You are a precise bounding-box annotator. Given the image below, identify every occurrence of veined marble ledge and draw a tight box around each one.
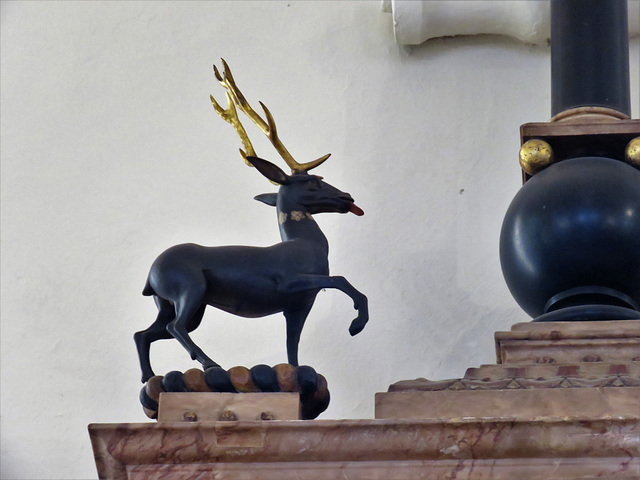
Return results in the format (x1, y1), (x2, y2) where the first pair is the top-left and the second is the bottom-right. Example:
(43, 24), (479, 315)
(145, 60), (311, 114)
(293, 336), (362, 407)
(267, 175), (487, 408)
(90, 321), (640, 479)
(89, 416), (639, 480)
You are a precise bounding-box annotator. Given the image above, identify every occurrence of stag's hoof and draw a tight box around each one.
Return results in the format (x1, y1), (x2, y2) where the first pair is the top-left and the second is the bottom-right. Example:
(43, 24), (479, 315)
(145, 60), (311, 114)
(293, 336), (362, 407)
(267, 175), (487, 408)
(349, 317), (367, 336)
(203, 360), (221, 370)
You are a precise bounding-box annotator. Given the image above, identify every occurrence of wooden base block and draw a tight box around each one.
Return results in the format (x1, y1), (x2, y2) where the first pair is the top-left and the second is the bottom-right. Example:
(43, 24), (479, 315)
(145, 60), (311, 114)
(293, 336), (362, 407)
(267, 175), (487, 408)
(157, 392), (300, 422)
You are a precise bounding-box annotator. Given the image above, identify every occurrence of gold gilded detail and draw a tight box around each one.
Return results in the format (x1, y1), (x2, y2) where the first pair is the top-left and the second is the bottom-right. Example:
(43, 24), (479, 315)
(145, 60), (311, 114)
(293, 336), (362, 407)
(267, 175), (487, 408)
(625, 137), (640, 168)
(218, 410), (238, 421)
(279, 211), (311, 224)
(260, 411), (276, 420)
(519, 139), (554, 175)
(182, 411), (198, 422)
(211, 59), (330, 173)
(290, 211), (306, 221)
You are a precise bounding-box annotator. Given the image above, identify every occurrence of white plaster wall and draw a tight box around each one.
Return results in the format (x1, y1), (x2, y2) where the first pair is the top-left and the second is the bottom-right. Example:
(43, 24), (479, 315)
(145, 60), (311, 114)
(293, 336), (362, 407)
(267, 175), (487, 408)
(1, 1), (638, 478)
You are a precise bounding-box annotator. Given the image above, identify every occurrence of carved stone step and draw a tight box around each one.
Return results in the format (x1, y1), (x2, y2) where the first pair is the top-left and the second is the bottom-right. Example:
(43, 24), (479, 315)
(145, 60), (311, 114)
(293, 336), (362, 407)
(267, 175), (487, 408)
(381, 321), (640, 422)
(464, 361), (640, 380)
(495, 320), (640, 365)
(376, 387), (640, 421)
(388, 373), (640, 393)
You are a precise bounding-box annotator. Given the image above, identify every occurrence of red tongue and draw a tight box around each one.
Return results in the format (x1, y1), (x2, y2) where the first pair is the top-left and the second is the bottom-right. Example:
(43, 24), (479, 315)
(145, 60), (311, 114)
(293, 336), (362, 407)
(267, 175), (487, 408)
(349, 203), (364, 216)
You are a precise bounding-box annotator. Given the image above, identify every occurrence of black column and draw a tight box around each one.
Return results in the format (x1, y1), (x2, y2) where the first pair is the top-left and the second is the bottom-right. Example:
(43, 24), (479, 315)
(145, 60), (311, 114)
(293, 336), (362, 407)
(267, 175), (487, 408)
(551, 0), (631, 117)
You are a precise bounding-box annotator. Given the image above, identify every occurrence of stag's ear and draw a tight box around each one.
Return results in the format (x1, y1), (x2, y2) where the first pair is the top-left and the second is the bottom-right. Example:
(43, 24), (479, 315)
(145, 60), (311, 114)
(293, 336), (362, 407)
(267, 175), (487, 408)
(247, 156), (290, 185)
(254, 193), (278, 206)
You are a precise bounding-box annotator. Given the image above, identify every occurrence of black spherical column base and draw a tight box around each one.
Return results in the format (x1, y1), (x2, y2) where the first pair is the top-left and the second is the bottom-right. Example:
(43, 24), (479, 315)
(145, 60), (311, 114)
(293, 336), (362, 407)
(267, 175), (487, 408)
(500, 157), (640, 321)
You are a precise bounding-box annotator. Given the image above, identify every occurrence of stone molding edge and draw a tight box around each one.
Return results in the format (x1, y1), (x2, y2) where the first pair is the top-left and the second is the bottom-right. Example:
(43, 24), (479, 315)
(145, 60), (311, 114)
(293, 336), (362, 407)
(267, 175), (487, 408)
(388, 374), (640, 391)
(89, 417), (639, 479)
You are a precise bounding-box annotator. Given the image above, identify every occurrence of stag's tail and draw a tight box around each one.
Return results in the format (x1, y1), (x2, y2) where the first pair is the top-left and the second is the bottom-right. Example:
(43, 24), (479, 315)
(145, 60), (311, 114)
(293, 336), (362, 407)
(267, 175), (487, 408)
(142, 278), (155, 296)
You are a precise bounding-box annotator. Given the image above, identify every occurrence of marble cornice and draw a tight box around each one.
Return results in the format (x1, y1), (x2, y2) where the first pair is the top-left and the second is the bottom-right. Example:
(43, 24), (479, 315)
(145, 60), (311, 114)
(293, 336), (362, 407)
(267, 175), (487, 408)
(89, 417), (639, 479)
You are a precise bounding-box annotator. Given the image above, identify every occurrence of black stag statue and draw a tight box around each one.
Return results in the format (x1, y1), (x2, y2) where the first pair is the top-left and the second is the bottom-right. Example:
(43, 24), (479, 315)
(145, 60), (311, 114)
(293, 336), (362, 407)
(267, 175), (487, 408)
(135, 60), (368, 383)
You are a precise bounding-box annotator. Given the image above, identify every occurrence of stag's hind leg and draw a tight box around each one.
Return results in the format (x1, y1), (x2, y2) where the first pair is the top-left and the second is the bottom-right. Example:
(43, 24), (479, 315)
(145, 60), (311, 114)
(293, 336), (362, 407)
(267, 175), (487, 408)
(135, 296), (175, 383)
(166, 286), (220, 370)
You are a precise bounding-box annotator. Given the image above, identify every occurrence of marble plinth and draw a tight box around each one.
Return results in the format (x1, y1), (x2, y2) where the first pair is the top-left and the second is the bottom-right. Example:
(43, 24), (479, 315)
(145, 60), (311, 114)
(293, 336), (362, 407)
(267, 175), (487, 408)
(91, 321), (639, 478)
(376, 387), (640, 420)
(379, 321), (640, 419)
(88, 417), (639, 479)
(496, 320), (640, 364)
(372, 320), (639, 478)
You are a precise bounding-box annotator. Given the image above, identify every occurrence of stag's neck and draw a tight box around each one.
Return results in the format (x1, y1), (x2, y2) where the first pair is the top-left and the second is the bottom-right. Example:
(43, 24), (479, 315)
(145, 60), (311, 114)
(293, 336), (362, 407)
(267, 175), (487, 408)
(277, 208), (329, 254)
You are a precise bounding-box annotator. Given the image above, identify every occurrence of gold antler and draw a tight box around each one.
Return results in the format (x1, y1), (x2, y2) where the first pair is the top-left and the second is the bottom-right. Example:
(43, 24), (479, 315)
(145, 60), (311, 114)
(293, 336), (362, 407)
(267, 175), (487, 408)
(210, 91), (256, 166)
(211, 59), (330, 173)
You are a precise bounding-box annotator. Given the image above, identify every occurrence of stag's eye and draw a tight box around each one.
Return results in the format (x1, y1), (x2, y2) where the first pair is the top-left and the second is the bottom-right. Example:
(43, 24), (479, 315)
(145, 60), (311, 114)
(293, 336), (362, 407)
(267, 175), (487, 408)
(307, 179), (322, 191)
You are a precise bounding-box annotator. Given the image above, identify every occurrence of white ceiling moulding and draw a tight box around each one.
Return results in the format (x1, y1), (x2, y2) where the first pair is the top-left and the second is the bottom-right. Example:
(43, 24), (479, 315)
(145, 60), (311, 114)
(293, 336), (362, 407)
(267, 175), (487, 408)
(381, 0), (640, 46)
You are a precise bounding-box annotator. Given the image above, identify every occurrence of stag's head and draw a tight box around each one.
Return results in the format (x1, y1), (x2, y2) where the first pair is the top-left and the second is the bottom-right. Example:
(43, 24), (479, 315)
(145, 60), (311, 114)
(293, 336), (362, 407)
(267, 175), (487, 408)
(210, 59), (363, 217)
(249, 156), (364, 216)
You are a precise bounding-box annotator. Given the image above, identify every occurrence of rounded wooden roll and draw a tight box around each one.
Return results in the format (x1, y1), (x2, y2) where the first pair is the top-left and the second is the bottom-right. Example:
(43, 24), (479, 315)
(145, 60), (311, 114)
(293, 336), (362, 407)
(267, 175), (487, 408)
(313, 374), (330, 405)
(161, 370), (189, 392)
(250, 364), (280, 392)
(296, 365), (318, 397)
(300, 373), (330, 420)
(274, 364), (299, 392)
(228, 366), (259, 392)
(183, 368), (210, 392)
(139, 386), (158, 411)
(144, 376), (165, 403)
(204, 366), (237, 392)
(142, 406), (158, 420)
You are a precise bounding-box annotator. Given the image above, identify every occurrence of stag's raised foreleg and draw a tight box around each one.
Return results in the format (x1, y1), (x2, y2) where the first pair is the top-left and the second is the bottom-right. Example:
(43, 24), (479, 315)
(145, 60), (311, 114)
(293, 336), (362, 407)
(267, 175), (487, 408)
(282, 275), (369, 336)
